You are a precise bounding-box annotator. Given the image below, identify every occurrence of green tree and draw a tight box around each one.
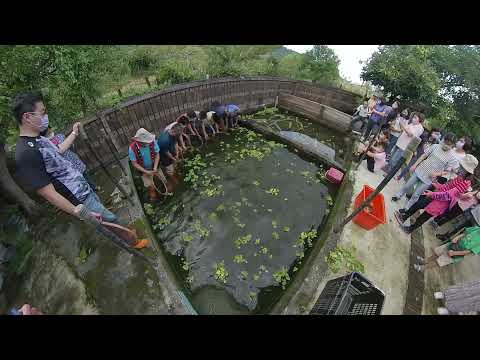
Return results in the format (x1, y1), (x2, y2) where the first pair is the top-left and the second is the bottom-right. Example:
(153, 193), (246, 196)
(0, 45), (114, 214)
(299, 45), (340, 85)
(361, 45), (441, 106)
(205, 45), (280, 78)
(278, 53), (306, 79)
(127, 47), (158, 76)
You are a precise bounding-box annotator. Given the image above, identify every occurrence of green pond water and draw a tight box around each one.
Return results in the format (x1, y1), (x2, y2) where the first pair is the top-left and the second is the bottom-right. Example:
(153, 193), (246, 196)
(137, 124), (338, 314)
(246, 107), (346, 163)
(2, 108), (346, 315)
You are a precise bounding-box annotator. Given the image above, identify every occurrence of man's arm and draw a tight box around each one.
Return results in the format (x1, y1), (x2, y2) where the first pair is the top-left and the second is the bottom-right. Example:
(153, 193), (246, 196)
(399, 121), (414, 136)
(36, 183), (80, 217)
(57, 122), (81, 154)
(153, 153), (160, 171)
(372, 108), (386, 116)
(166, 151), (176, 161)
(132, 161), (151, 175)
(449, 250), (471, 257)
(410, 152), (429, 172)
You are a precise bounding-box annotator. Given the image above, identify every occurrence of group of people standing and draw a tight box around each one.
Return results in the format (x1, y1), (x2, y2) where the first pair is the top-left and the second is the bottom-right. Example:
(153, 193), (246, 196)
(127, 101), (240, 202)
(351, 94), (480, 313)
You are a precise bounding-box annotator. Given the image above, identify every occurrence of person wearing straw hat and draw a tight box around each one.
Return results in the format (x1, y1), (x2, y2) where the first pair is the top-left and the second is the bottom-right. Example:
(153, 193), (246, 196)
(129, 128), (170, 202)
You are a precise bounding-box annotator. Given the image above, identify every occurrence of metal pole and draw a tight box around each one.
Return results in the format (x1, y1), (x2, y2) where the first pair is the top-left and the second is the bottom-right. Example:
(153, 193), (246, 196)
(97, 113), (127, 177)
(334, 136), (421, 233)
(79, 126), (134, 206)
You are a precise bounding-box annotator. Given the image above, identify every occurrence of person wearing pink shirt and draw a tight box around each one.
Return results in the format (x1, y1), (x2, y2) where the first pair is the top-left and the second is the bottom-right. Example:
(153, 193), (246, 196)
(395, 154), (478, 234)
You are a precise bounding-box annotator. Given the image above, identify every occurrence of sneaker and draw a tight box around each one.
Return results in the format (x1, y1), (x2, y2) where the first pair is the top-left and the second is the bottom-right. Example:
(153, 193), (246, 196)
(392, 196), (399, 202)
(395, 211), (406, 225)
(434, 292), (445, 300)
(414, 264), (425, 272)
(437, 307), (450, 315)
(132, 239), (149, 249)
(416, 255), (425, 264)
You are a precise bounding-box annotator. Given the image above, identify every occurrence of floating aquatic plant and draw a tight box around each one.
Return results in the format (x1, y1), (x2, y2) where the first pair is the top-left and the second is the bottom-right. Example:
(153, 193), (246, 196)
(214, 261), (229, 284)
(182, 233), (194, 243)
(234, 254), (248, 264)
(144, 203), (155, 216)
(272, 232), (280, 240)
(235, 234), (252, 249)
(265, 188), (279, 196)
(193, 220), (210, 238)
(283, 226), (290, 232)
(273, 267), (290, 289)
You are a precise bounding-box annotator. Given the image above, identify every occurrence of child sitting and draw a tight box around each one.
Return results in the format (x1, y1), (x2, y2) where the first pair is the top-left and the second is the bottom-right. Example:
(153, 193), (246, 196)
(365, 142), (387, 173)
(414, 226), (480, 273)
(354, 130), (389, 157)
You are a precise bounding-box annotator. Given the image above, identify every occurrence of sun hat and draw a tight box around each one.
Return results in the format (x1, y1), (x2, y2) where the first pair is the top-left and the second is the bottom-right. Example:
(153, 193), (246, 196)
(460, 154), (479, 174)
(132, 128), (155, 143)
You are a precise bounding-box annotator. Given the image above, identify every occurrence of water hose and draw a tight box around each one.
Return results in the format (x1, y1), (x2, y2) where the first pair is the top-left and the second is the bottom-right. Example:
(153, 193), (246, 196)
(77, 203), (154, 264)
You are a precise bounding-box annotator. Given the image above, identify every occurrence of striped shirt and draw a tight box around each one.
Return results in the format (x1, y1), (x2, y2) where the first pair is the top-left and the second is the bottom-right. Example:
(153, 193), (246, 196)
(446, 151), (466, 180)
(415, 144), (459, 184)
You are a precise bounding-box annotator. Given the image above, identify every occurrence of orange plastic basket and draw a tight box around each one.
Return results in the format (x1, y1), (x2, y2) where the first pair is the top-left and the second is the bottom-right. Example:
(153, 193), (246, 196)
(352, 185), (387, 230)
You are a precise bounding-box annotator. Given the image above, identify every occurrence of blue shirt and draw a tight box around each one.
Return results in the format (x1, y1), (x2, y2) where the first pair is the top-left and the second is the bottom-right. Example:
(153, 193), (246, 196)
(226, 104), (240, 113)
(214, 105), (226, 116)
(128, 141), (159, 170)
(157, 132), (176, 155)
(370, 104), (386, 123)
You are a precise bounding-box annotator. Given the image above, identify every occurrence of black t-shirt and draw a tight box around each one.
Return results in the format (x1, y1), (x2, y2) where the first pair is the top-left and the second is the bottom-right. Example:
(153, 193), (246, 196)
(15, 136), (83, 206)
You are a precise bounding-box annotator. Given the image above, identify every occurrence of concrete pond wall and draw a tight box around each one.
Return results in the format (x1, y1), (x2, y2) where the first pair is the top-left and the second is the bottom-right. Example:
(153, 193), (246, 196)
(8, 78), (359, 314)
(69, 76), (360, 173)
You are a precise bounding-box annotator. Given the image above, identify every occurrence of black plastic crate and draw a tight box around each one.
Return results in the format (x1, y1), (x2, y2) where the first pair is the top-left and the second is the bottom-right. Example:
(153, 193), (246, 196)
(310, 272), (385, 315)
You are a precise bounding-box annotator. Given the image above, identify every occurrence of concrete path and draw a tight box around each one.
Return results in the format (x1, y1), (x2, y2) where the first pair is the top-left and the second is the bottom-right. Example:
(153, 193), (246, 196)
(421, 219), (480, 314)
(311, 160), (412, 314)
(322, 158), (480, 315)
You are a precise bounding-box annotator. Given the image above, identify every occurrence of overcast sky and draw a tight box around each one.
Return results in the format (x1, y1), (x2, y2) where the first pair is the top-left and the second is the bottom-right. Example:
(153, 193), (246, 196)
(285, 45), (379, 84)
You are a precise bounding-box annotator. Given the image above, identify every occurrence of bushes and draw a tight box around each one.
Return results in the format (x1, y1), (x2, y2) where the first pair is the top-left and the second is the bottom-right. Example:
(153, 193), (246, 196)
(156, 59), (205, 86)
(127, 47), (158, 76)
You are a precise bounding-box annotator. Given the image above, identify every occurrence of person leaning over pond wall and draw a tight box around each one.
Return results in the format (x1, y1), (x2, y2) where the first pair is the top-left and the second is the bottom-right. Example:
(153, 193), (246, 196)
(13, 90), (148, 250)
(349, 98), (370, 133)
(129, 128), (171, 202)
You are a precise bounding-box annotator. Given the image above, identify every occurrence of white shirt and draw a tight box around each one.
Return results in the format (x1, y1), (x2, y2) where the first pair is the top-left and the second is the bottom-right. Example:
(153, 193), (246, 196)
(395, 123), (424, 150)
(164, 122), (177, 132)
(356, 105), (369, 118)
(446, 150), (466, 180)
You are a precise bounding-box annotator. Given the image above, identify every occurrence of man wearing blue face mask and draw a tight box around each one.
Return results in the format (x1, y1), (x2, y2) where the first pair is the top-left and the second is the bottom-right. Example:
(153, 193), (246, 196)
(13, 90), (148, 249)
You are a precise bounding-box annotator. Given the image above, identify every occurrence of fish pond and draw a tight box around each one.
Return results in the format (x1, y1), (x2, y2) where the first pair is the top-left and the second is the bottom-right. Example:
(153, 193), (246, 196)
(135, 113), (344, 314)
